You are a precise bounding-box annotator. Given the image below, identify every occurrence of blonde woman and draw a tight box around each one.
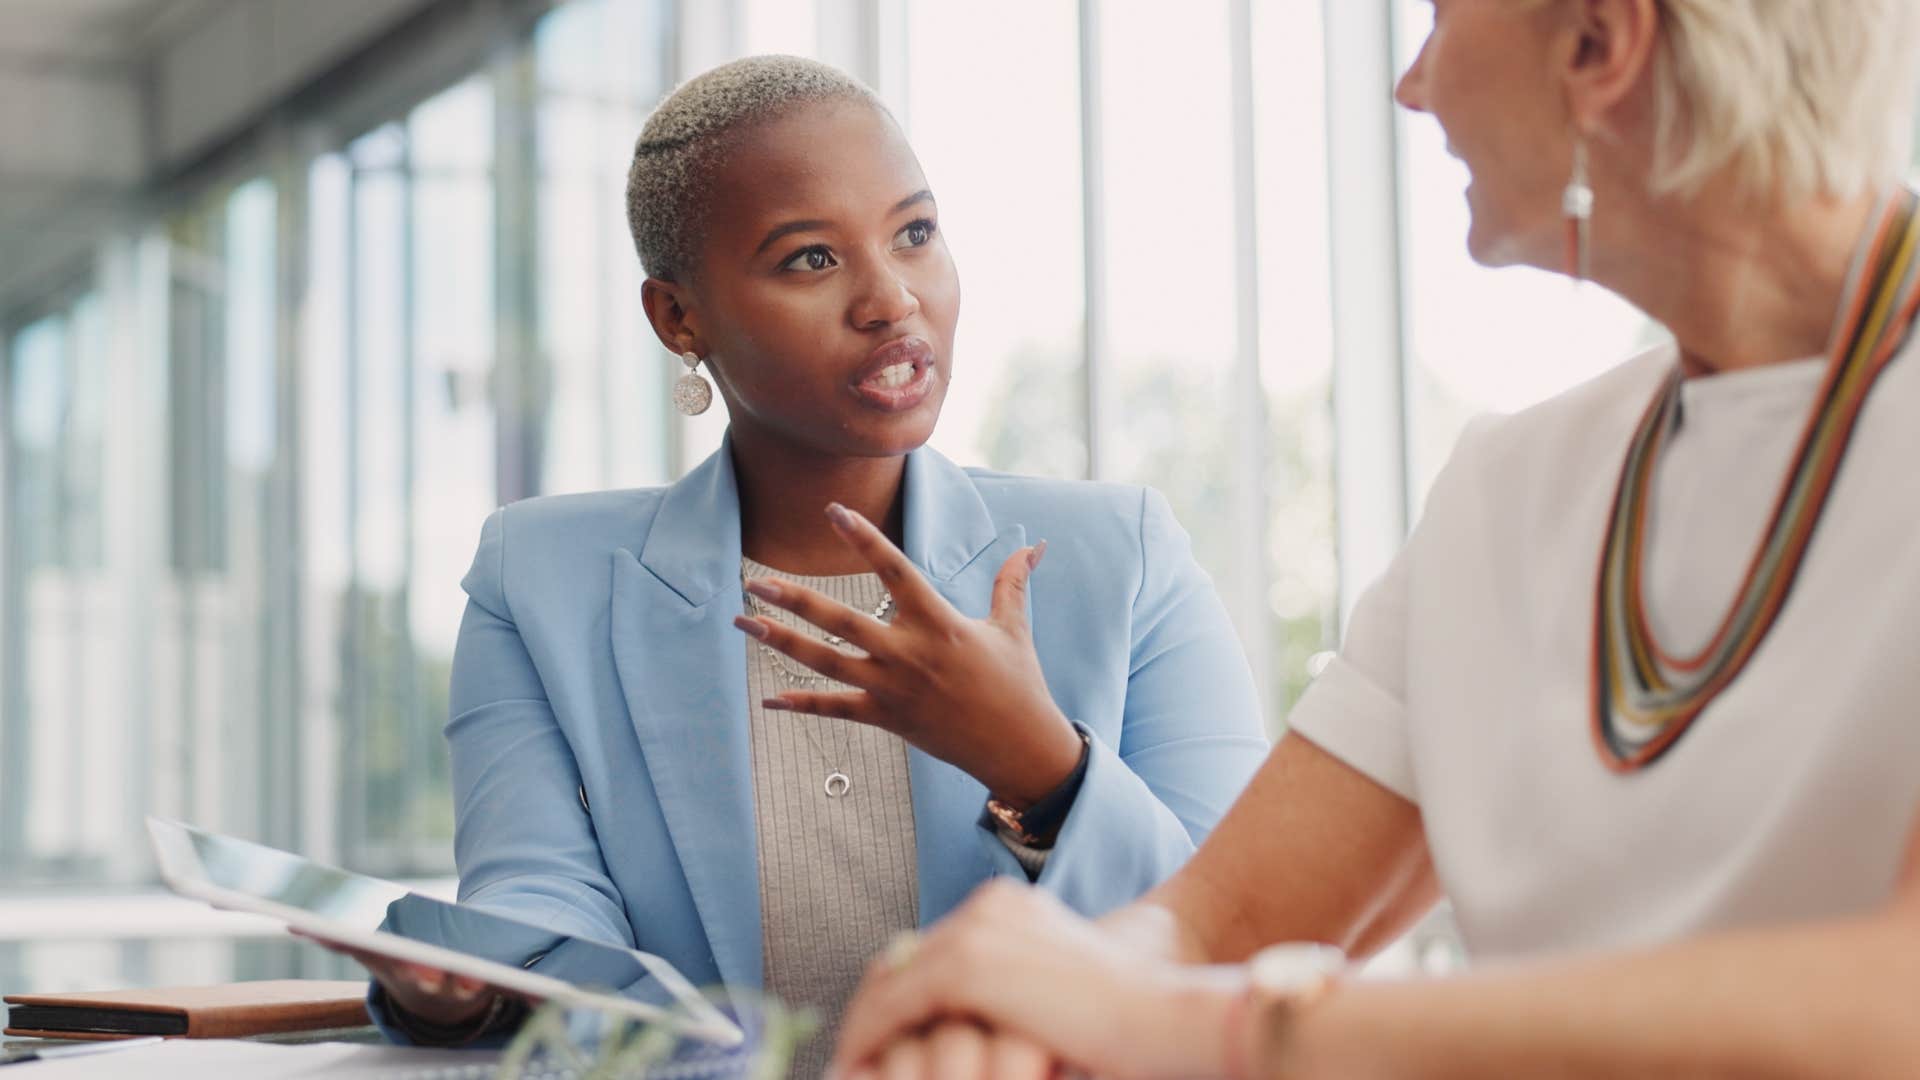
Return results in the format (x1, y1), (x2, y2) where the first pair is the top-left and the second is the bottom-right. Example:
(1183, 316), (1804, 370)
(734, 1), (1920, 1076)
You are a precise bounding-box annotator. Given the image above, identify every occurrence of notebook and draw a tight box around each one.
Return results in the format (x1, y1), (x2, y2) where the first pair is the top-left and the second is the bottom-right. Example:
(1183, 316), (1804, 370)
(0, 1037), (765, 1078)
(2, 980), (371, 1040)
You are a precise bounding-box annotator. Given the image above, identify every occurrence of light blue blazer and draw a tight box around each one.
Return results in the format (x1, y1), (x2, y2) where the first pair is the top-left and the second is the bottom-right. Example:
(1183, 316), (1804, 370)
(400, 440), (1266, 1014)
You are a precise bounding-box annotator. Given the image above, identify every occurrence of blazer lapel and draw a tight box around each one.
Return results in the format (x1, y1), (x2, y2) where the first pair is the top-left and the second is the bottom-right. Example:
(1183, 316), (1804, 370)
(609, 443), (763, 989)
(898, 449), (1030, 922)
(606, 444), (1032, 971)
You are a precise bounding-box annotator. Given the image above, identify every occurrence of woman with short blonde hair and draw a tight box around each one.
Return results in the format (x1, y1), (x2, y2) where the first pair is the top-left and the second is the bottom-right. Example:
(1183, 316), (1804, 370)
(733, 0), (1920, 1075)
(1617, 0), (1919, 200)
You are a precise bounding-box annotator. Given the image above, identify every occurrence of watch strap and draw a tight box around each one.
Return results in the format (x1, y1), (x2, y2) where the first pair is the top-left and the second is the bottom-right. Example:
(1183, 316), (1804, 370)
(980, 726), (1092, 847)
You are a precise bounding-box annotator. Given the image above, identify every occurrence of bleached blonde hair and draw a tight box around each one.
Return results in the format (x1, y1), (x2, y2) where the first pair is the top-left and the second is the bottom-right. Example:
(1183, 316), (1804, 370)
(625, 55), (885, 282)
(1533, 0), (1920, 200)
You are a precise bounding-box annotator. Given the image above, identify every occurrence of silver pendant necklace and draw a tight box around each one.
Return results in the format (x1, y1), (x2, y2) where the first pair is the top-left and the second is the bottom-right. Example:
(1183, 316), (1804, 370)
(742, 585), (893, 799)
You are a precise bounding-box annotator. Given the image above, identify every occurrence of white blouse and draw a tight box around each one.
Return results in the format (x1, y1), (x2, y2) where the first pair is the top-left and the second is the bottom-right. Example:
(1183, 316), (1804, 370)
(1290, 338), (1920, 960)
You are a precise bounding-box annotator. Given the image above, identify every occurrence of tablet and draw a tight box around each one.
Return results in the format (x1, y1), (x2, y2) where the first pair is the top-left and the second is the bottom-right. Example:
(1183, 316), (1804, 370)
(145, 816), (741, 1046)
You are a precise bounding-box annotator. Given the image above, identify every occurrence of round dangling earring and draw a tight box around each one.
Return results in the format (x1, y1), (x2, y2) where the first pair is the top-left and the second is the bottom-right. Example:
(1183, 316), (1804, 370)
(673, 350), (713, 416)
(1561, 136), (1594, 283)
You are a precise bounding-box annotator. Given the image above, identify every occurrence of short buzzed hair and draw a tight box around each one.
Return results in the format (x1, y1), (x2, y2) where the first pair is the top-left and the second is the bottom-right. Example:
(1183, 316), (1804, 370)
(625, 55), (885, 282)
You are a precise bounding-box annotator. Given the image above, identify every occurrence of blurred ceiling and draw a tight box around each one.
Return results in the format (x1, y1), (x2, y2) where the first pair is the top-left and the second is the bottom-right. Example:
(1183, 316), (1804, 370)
(0, 0), (230, 63)
(0, 0), (439, 307)
(0, 0), (189, 304)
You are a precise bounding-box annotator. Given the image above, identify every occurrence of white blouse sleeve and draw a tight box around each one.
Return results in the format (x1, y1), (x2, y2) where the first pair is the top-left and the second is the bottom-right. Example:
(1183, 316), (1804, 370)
(1285, 544), (1417, 802)
(1285, 414), (1514, 805)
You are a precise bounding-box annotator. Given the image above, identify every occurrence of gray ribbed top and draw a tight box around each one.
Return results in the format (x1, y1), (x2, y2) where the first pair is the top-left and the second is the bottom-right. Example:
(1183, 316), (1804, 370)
(740, 557), (919, 1077)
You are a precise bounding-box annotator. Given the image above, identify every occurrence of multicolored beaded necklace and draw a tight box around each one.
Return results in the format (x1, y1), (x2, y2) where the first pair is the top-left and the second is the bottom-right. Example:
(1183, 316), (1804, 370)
(1591, 186), (1920, 772)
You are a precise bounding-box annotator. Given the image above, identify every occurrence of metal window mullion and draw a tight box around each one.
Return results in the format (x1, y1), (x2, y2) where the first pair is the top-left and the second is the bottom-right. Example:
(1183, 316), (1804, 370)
(596, 100), (617, 491)
(62, 305), (86, 847)
(268, 133), (308, 853)
(871, 0), (908, 123)
(659, 103), (686, 501)
(1226, 0), (1273, 707)
(1076, 0), (1109, 482)
(816, 0), (868, 87)
(0, 309), (18, 863)
(291, 135), (342, 870)
(663, 0), (748, 481)
(399, 142), (423, 868)
(817, 0), (906, 115)
(127, 232), (169, 867)
(670, 0), (741, 93)
(180, 213), (215, 825)
(1322, 0), (1410, 631)
(495, 53), (540, 504)
(665, 0), (715, 481)
(342, 165), (366, 865)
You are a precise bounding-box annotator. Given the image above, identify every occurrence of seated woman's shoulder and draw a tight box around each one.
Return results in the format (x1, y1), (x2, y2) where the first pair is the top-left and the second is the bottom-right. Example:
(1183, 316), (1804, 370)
(963, 469), (1152, 531)
(1451, 341), (1677, 469)
(490, 486), (669, 553)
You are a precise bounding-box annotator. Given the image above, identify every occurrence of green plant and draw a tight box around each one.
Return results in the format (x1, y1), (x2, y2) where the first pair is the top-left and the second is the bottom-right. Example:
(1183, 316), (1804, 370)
(495, 991), (817, 1080)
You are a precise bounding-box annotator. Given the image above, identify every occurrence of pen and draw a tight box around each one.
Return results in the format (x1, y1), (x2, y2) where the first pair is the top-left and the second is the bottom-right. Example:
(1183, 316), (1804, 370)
(0, 1036), (164, 1067)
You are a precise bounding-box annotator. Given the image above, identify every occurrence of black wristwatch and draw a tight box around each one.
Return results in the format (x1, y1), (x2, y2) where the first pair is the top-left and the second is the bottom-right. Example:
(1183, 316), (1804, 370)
(981, 727), (1092, 847)
(374, 983), (528, 1047)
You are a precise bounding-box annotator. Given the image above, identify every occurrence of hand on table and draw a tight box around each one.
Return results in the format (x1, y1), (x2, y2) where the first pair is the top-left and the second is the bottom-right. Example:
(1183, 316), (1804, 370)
(734, 503), (1083, 808)
(831, 881), (1245, 1080)
(839, 1022), (1061, 1080)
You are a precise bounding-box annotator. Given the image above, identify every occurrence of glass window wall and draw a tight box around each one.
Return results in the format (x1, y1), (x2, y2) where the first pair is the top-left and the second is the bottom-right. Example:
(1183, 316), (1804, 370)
(6, 0), (1914, 996)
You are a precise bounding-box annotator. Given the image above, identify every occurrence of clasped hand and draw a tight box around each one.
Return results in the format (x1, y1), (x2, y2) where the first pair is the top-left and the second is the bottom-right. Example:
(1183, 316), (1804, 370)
(829, 882), (1240, 1080)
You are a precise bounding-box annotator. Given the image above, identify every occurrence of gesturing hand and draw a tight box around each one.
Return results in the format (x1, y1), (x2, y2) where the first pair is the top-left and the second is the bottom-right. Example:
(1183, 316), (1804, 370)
(732, 502), (1083, 807)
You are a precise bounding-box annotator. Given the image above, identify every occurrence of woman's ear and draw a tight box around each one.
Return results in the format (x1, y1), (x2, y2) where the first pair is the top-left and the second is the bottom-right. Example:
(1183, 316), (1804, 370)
(1562, 0), (1659, 132)
(642, 277), (703, 356)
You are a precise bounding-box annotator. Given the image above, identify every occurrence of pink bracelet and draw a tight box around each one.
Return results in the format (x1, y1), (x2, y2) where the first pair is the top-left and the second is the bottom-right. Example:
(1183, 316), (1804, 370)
(1221, 971), (1341, 1080)
(1222, 981), (1259, 1080)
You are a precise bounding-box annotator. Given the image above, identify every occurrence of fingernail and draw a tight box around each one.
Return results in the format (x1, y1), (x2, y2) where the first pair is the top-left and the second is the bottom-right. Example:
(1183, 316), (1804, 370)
(733, 615), (769, 640)
(1028, 539), (1048, 570)
(825, 502), (856, 530)
(762, 697), (791, 711)
(745, 579), (782, 601)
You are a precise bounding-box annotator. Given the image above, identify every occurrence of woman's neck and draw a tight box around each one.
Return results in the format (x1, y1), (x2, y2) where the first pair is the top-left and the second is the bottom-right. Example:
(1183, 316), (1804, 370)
(1590, 186), (1880, 377)
(729, 429), (909, 576)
